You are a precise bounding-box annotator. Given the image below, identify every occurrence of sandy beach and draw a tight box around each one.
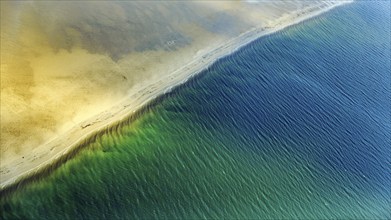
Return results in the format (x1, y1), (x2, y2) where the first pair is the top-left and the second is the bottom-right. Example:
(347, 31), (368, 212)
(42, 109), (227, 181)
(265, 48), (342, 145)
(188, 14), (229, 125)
(0, 1), (352, 190)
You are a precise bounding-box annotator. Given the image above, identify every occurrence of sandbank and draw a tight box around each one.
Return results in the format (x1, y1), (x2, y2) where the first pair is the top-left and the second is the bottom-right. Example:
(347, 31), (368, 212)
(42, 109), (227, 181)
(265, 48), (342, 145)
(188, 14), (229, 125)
(0, 1), (353, 190)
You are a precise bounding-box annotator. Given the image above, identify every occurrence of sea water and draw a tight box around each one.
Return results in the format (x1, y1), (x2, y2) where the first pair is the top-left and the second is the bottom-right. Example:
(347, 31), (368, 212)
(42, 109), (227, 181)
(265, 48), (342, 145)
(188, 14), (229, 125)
(1, 1), (390, 219)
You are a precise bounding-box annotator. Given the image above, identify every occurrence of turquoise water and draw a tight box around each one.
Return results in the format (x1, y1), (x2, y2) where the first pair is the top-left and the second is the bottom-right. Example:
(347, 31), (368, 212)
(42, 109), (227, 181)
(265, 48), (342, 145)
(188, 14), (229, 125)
(1, 2), (390, 219)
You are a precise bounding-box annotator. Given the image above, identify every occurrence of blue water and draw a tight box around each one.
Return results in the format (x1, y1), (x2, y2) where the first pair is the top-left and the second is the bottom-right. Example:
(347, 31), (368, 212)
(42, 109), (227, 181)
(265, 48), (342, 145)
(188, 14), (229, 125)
(1, 1), (390, 219)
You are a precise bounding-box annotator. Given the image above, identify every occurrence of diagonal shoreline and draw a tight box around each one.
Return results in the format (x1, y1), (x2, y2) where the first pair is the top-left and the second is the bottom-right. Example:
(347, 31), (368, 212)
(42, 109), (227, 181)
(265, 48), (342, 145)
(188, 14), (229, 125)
(0, 1), (353, 193)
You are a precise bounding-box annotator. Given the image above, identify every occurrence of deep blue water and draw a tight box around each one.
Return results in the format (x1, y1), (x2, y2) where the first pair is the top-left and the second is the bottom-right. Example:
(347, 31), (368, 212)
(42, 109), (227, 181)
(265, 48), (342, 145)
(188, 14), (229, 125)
(1, 1), (390, 219)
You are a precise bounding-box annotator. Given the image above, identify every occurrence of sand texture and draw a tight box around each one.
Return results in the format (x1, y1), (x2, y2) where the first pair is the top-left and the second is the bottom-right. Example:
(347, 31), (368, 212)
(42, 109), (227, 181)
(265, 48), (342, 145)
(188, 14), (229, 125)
(0, 1), (352, 189)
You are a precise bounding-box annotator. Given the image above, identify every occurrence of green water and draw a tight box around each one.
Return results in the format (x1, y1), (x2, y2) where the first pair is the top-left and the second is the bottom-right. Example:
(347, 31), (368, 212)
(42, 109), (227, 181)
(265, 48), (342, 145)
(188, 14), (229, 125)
(3, 106), (385, 219)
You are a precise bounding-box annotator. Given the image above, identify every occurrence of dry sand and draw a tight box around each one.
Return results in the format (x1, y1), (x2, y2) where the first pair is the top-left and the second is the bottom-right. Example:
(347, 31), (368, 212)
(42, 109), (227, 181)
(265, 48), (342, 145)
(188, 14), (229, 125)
(0, 1), (352, 189)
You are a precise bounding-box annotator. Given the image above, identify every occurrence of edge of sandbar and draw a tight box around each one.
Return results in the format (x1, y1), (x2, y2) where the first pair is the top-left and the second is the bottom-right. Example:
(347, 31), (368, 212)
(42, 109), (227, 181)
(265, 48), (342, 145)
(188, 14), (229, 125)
(0, 0), (353, 193)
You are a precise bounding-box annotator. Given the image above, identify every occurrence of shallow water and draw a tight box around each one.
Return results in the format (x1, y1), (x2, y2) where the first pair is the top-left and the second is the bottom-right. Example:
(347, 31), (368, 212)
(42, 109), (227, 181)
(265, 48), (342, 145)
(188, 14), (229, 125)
(1, 2), (390, 219)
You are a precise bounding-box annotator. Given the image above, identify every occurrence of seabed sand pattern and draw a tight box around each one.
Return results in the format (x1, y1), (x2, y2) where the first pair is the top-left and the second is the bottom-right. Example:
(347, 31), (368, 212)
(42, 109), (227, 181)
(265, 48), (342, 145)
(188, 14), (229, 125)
(0, 1), (352, 189)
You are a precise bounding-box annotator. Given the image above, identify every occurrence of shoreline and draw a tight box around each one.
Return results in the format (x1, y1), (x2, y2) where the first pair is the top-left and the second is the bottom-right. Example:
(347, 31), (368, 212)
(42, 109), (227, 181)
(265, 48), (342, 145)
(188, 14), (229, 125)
(0, 1), (353, 191)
